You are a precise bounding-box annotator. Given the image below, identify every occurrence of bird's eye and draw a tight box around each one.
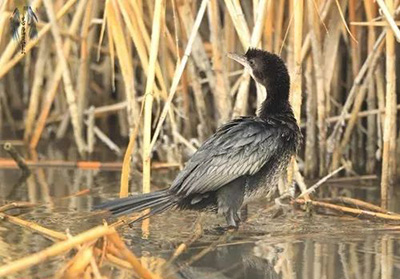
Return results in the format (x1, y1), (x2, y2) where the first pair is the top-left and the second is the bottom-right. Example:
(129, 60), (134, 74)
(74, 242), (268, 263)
(249, 59), (255, 66)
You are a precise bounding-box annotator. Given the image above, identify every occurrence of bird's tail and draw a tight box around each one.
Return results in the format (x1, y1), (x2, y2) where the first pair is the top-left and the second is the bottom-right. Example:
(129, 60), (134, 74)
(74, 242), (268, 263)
(95, 190), (174, 221)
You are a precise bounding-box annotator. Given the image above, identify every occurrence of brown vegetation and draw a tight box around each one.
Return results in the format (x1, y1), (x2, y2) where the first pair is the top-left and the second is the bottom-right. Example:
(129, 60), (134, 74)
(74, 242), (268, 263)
(0, 0), (399, 194)
(0, 0), (399, 277)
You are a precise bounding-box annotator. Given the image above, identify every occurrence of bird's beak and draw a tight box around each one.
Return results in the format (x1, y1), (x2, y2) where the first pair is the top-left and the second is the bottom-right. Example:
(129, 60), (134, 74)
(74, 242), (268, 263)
(227, 52), (249, 67)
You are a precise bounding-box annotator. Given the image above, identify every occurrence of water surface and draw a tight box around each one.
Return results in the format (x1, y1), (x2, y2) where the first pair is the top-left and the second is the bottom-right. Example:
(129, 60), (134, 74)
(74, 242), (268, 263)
(0, 159), (399, 278)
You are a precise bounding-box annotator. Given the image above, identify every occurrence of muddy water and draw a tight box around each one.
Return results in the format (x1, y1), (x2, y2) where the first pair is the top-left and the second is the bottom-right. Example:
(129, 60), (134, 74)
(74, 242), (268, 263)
(0, 165), (400, 278)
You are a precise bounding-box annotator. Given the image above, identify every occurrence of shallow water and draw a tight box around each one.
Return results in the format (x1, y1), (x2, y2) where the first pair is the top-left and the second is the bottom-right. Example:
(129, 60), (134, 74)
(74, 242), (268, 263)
(0, 163), (400, 278)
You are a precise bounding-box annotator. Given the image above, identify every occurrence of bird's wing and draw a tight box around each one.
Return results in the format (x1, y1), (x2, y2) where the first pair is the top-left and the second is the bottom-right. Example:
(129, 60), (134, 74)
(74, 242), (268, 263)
(26, 7), (38, 38)
(171, 117), (295, 196)
(10, 8), (20, 41)
(27, 7), (38, 22)
(28, 20), (38, 38)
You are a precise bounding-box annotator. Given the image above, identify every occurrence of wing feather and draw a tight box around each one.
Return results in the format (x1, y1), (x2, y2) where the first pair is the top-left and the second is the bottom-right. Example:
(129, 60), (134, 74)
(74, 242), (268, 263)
(171, 117), (295, 196)
(10, 8), (20, 41)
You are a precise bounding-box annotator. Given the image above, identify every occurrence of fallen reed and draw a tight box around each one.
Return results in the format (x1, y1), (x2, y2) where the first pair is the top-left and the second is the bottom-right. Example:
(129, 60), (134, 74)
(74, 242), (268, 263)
(0, 0), (399, 203)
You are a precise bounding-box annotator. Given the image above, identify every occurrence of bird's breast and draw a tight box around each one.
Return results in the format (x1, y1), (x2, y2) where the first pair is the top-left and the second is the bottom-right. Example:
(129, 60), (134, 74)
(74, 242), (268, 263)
(243, 150), (293, 203)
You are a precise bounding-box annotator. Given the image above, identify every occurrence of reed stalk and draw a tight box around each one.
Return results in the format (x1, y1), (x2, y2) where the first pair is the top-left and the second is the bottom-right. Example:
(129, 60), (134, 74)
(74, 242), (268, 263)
(304, 56), (317, 178)
(142, 0), (164, 196)
(380, 0), (397, 209)
(291, 0), (303, 122)
(23, 37), (48, 142)
(29, 0), (86, 150)
(76, 0), (95, 125)
(364, 0), (378, 174)
(208, 0), (231, 124)
(0, 225), (115, 277)
(43, 0), (86, 155)
(150, 0), (210, 150)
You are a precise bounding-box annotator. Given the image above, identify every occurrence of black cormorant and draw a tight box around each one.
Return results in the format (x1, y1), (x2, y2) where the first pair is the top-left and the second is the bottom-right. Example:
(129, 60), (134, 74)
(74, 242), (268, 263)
(96, 48), (301, 228)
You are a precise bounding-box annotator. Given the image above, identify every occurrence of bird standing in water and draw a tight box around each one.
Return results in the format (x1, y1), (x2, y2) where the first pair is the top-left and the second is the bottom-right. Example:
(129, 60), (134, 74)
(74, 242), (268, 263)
(96, 48), (301, 229)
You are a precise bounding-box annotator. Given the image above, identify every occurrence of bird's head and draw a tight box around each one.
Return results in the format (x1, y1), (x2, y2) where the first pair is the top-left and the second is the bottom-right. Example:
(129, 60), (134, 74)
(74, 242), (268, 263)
(228, 48), (290, 101)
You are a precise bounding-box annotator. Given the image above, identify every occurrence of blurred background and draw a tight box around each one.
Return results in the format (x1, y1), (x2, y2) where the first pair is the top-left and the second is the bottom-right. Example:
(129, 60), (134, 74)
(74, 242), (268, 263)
(0, 1), (400, 278)
(0, 0), (399, 183)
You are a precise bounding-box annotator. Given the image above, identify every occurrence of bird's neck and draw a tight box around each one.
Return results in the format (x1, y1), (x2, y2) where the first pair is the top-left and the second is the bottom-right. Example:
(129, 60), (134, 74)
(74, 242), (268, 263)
(258, 84), (292, 120)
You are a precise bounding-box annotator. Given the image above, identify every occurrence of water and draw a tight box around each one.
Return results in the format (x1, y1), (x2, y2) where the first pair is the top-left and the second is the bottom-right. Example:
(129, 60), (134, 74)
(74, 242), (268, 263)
(0, 159), (400, 278)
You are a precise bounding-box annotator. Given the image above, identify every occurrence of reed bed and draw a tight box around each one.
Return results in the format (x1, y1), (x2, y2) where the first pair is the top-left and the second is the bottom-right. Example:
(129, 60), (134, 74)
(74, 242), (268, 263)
(0, 0), (398, 181)
(0, 0), (400, 276)
(0, 0), (398, 191)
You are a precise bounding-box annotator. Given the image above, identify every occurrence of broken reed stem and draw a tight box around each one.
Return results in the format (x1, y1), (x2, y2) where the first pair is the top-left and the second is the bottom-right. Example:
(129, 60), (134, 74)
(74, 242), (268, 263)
(380, 0), (397, 210)
(376, 0), (400, 41)
(0, 226), (114, 277)
(3, 142), (30, 174)
(294, 161), (311, 201)
(62, 243), (95, 278)
(294, 199), (400, 221)
(0, 209), (153, 277)
(86, 123), (122, 155)
(104, 252), (132, 269)
(319, 197), (391, 214)
(0, 202), (34, 213)
(108, 233), (157, 279)
(297, 165), (345, 199)
(0, 208), (66, 241)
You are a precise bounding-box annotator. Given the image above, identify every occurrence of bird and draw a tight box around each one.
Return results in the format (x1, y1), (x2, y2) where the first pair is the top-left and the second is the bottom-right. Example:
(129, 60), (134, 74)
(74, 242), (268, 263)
(9, 3), (38, 42)
(96, 48), (301, 229)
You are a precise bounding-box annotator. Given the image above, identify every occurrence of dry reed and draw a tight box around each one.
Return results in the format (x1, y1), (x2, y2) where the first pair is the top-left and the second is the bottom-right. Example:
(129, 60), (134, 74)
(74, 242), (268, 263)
(0, 215), (157, 278)
(0, 0), (399, 258)
(380, 0), (397, 209)
(2, 1), (398, 178)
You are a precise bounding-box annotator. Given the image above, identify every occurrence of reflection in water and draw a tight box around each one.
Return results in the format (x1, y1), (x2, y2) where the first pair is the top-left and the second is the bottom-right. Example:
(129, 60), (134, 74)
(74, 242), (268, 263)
(0, 145), (400, 278)
(171, 232), (400, 279)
